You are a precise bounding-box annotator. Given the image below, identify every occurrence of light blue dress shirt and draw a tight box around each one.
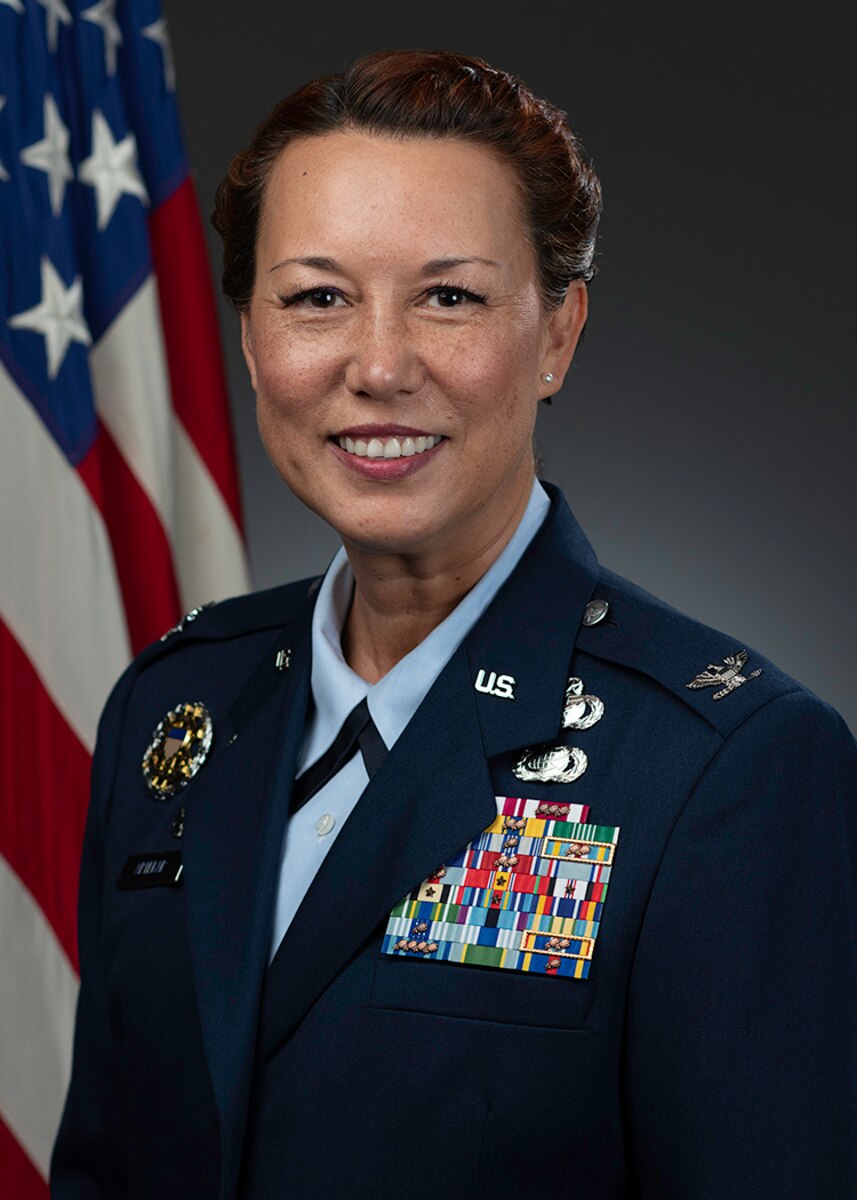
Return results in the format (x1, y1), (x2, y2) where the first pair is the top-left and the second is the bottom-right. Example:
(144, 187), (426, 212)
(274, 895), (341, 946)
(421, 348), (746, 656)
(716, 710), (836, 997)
(269, 479), (550, 959)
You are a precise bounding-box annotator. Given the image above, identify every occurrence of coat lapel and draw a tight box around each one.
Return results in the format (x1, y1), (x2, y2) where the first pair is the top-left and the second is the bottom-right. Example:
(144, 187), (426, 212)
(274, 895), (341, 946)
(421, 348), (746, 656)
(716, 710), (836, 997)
(465, 484), (600, 759)
(258, 644), (496, 1061)
(258, 486), (601, 1060)
(182, 601), (313, 1200)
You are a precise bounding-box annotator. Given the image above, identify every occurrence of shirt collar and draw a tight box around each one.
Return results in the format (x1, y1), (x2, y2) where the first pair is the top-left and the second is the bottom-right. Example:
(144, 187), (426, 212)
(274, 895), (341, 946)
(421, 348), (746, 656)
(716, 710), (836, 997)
(299, 479), (551, 771)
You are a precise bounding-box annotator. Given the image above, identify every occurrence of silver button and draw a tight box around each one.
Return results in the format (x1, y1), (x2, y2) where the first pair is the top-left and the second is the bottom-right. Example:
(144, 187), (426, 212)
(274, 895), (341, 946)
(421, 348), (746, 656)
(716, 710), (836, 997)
(315, 812), (335, 837)
(582, 598), (609, 627)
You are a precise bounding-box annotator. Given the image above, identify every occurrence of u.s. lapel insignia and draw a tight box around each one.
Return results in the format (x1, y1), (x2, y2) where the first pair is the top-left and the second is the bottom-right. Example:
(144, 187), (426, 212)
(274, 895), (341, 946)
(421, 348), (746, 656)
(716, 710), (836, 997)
(685, 649), (762, 700)
(474, 669), (516, 700)
(142, 701), (214, 799)
(383, 796), (620, 979)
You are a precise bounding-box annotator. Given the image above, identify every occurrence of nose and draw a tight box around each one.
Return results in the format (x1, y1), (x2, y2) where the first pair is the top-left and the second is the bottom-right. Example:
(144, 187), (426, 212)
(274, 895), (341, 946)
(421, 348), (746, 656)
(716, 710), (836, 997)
(344, 309), (423, 401)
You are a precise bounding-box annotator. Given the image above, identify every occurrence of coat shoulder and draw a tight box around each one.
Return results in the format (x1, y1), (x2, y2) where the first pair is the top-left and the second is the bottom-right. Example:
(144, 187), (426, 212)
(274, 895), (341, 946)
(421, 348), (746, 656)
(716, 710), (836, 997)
(167, 577), (320, 640)
(129, 576), (321, 676)
(576, 567), (815, 739)
(94, 576), (319, 753)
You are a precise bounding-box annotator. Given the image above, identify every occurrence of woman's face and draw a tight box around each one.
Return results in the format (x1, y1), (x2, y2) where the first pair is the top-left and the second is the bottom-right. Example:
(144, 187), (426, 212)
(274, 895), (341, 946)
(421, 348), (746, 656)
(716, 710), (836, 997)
(242, 131), (586, 562)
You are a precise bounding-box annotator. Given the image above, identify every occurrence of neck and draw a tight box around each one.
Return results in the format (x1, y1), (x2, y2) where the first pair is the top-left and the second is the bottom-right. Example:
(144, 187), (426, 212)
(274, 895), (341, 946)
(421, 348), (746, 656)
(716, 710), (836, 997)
(341, 479), (535, 684)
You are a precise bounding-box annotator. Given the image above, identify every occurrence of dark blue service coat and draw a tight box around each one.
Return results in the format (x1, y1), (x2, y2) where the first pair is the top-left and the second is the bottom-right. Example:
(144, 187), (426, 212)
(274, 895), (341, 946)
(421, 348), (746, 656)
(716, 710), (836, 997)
(51, 485), (857, 1199)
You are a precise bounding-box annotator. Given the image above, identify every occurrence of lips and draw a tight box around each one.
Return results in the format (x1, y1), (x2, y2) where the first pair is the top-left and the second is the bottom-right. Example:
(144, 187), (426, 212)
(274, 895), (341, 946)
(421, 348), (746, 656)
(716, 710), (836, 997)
(337, 434), (444, 459)
(328, 426), (446, 479)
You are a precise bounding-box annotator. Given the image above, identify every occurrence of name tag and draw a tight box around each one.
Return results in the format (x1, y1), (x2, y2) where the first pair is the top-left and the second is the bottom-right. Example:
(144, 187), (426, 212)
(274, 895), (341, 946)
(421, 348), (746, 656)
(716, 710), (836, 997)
(117, 851), (183, 890)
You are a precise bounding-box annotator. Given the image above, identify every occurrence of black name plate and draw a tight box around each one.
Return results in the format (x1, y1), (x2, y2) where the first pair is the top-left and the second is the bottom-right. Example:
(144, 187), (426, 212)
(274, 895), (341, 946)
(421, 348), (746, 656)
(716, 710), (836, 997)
(117, 851), (183, 890)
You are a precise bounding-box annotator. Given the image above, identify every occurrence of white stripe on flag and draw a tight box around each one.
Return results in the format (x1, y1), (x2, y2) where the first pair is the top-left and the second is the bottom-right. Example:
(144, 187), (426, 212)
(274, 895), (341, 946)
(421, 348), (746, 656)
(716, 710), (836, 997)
(90, 276), (248, 610)
(0, 856), (79, 1181)
(89, 277), (177, 534)
(172, 417), (248, 609)
(0, 363), (131, 753)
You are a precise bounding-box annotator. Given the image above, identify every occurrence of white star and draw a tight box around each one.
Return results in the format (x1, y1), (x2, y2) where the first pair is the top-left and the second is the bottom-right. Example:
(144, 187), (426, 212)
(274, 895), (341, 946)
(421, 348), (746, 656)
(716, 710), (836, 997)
(36, 0), (72, 53)
(142, 17), (175, 92)
(81, 0), (122, 77)
(20, 93), (72, 216)
(8, 257), (91, 379)
(0, 1), (25, 15)
(0, 98), (8, 183)
(78, 109), (148, 231)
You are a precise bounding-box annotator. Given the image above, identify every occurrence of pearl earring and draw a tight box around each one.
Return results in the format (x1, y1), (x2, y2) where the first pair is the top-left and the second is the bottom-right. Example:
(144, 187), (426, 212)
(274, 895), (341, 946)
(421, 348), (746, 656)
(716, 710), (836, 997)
(543, 373), (554, 384)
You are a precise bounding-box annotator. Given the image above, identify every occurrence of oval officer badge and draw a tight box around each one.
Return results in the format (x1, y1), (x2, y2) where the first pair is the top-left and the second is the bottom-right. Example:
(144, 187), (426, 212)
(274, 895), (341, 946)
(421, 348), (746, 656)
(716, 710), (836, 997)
(512, 744), (588, 785)
(141, 702), (214, 799)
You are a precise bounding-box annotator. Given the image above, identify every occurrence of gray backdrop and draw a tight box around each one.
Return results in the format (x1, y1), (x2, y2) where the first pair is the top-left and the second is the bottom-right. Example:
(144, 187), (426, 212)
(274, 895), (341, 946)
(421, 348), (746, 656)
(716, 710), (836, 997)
(164, 0), (856, 729)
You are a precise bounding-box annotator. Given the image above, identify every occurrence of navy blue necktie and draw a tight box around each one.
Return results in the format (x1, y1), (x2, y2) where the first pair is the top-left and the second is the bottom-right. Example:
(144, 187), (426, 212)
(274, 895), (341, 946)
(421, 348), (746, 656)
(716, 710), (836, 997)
(289, 697), (387, 815)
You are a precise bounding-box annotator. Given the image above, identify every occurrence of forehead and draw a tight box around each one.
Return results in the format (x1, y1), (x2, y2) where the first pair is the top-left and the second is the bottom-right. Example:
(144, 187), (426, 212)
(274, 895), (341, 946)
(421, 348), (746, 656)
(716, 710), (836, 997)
(256, 131), (531, 268)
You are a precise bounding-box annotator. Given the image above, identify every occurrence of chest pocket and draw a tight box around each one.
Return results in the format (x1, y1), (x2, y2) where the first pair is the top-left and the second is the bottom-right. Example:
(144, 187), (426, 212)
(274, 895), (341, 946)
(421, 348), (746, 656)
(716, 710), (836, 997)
(370, 949), (596, 1030)
(370, 796), (619, 1031)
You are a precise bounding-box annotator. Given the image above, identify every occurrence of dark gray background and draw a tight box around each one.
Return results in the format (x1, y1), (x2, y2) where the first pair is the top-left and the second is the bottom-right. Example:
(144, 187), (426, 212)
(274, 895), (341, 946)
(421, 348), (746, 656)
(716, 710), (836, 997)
(163, 0), (855, 729)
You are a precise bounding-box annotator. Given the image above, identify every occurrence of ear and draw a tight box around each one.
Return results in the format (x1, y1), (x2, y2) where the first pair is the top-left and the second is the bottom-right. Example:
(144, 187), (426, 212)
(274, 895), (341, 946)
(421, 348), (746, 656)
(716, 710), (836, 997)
(240, 312), (258, 392)
(539, 281), (588, 399)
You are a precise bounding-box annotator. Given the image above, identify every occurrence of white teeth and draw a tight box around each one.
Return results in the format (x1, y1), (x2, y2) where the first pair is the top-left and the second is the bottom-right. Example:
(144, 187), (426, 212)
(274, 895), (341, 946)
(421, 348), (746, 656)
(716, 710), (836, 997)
(337, 434), (442, 459)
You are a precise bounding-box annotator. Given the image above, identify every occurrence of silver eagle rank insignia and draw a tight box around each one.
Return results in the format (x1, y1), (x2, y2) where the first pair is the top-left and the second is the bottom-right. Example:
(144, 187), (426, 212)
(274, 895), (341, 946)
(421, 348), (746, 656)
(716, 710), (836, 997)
(685, 649), (762, 700)
(159, 603), (213, 642)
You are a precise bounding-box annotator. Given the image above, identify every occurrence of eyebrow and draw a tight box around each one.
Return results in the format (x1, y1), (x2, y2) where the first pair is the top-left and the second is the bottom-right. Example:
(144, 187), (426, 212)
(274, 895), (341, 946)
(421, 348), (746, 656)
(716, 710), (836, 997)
(421, 257), (501, 274)
(268, 255), (501, 274)
(269, 256), (341, 273)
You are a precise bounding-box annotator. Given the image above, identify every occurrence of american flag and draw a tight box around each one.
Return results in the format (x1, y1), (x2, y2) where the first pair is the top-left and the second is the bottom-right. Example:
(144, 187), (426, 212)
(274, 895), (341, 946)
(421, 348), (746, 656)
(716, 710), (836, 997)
(0, 1), (248, 1192)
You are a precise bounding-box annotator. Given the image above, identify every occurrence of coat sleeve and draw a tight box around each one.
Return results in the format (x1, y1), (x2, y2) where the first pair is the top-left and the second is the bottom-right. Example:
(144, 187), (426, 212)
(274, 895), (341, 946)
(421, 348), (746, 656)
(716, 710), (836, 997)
(625, 690), (857, 1198)
(50, 665), (137, 1198)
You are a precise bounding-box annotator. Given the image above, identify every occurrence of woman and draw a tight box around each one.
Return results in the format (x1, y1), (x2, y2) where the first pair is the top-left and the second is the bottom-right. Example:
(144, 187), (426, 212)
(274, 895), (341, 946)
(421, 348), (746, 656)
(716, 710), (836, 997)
(52, 50), (856, 1199)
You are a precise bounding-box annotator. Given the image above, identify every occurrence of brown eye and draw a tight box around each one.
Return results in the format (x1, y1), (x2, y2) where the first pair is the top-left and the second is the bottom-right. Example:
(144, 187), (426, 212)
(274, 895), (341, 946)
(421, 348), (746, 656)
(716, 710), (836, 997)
(426, 285), (486, 308)
(282, 287), (345, 309)
(307, 288), (339, 308)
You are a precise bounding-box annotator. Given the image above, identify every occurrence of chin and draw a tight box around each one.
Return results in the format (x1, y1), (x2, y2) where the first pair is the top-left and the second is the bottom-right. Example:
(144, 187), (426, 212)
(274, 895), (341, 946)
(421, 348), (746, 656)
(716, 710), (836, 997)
(293, 479), (434, 544)
(336, 516), (440, 557)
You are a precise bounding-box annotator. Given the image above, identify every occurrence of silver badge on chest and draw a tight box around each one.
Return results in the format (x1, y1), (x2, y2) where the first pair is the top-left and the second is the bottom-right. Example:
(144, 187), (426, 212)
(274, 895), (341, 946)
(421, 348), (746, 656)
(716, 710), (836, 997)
(562, 676), (604, 730)
(512, 674), (605, 786)
(512, 744), (589, 784)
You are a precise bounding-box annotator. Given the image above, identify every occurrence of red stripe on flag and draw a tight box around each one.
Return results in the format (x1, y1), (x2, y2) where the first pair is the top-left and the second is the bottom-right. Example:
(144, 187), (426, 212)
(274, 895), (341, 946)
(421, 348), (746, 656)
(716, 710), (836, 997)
(0, 1116), (49, 1197)
(148, 178), (244, 531)
(0, 619), (91, 970)
(77, 423), (181, 655)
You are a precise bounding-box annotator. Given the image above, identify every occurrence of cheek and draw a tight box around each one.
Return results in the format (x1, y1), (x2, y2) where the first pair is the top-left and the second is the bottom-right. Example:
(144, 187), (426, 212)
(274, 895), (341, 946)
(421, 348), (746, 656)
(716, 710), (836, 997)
(248, 300), (349, 397)
(436, 330), (538, 432)
(254, 376), (305, 474)
(255, 401), (299, 489)
(252, 332), (328, 410)
(250, 335), (327, 484)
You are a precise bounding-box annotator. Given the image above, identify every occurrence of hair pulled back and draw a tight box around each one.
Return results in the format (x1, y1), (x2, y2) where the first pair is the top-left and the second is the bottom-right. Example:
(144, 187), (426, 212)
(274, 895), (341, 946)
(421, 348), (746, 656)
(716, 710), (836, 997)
(212, 49), (602, 314)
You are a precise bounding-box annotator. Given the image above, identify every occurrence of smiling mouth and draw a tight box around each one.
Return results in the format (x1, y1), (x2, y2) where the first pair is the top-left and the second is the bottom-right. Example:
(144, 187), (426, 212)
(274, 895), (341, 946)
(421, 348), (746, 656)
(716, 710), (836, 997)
(336, 434), (444, 459)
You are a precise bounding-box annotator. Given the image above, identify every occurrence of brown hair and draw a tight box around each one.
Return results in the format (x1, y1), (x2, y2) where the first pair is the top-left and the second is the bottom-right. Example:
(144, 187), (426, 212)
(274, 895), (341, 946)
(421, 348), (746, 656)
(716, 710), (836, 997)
(212, 49), (602, 314)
